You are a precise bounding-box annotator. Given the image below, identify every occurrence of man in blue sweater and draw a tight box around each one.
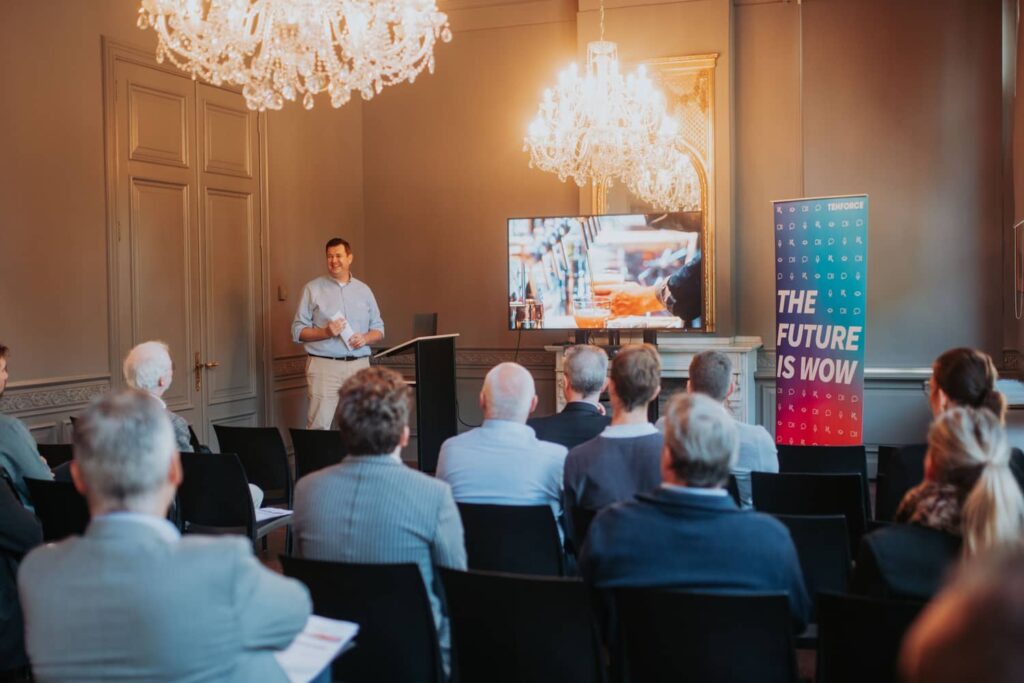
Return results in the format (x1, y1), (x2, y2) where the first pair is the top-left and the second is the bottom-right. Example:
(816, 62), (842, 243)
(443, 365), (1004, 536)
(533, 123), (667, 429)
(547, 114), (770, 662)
(580, 392), (811, 629)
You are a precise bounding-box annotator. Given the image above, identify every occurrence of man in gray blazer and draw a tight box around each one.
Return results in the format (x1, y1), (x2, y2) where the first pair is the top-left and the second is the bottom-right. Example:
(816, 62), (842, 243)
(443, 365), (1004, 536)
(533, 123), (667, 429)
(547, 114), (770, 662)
(293, 366), (467, 672)
(18, 389), (311, 683)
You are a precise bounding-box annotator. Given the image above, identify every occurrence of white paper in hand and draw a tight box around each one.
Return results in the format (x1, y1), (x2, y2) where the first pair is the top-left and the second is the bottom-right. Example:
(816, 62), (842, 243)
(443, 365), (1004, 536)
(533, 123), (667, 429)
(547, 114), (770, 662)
(329, 312), (356, 349)
(275, 615), (359, 683)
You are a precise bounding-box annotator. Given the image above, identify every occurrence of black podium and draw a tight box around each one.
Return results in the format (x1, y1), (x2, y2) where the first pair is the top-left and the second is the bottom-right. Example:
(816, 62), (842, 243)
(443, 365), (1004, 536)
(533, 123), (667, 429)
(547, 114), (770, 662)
(374, 333), (459, 474)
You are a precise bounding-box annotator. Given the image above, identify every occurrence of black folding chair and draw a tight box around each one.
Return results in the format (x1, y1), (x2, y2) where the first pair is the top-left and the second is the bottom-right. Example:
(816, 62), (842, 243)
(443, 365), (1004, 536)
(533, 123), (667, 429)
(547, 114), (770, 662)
(213, 425), (293, 507)
(774, 514), (851, 629)
(289, 428), (346, 481)
(177, 452), (290, 547)
(24, 478), (89, 542)
(281, 556), (442, 683)
(37, 443), (73, 469)
(777, 445), (870, 521)
(614, 588), (798, 683)
(752, 472), (866, 554)
(816, 591), (926, 683)
(441, 568), (604, 683)
(874, 444), (926, 521)
(568, 505), (599, 554)
(726, 474), (741, 506)
(457, 503), (563, 576)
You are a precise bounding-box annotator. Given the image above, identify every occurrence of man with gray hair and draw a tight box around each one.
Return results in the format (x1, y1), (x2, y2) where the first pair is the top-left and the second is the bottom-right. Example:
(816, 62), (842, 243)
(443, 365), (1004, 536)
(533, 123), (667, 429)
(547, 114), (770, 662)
(437, 362), (567, 533)
(123, 341), (192, 453)
(686, 349), (778, 508)
(18, 390), (311, 682)
(580, 393), (810, 628)
(528, 344), (610, 449)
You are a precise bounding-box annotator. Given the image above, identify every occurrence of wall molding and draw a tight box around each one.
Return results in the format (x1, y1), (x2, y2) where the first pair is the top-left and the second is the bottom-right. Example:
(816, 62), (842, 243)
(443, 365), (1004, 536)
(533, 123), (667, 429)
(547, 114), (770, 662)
(0, 374), (111, 418)
(273, 348), (556, 380)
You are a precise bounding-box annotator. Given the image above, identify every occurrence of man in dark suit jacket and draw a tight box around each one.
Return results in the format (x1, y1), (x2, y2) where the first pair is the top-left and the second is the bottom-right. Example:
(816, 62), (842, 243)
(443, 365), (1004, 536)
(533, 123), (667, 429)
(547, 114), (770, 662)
(528, 344), (610, 449)
(580, 393), (811, 629)
(0, 471), (42, 675)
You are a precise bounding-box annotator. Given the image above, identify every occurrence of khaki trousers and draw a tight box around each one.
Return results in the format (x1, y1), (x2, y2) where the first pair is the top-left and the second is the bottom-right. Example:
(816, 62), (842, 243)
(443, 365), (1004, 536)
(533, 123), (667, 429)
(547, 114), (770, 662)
(305, 355), (371, 430)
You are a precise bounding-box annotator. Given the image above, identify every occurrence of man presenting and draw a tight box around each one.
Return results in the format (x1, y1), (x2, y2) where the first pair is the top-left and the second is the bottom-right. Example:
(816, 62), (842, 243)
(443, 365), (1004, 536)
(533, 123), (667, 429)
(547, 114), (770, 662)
(292, 238), (385, 429)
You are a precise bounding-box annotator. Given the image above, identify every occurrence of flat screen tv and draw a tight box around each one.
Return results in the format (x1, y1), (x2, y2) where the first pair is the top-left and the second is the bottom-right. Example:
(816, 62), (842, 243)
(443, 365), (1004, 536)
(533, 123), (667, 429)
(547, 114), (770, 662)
(508, 212), (709, 332)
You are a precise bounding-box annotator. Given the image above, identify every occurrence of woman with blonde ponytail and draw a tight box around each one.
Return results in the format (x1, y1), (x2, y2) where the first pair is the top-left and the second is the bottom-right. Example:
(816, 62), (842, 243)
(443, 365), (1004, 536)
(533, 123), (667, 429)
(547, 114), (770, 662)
(853, 407), (1024, 598)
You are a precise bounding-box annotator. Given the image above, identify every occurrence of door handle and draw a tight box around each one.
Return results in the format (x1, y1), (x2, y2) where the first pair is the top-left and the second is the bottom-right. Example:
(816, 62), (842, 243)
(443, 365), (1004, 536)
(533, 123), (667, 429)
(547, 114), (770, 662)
(194, 354), (221, 391)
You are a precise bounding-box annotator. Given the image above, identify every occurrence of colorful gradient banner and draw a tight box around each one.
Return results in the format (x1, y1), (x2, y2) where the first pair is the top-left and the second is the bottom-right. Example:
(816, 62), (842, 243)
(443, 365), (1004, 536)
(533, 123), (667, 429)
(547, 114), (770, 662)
(774, 195), (868, 446)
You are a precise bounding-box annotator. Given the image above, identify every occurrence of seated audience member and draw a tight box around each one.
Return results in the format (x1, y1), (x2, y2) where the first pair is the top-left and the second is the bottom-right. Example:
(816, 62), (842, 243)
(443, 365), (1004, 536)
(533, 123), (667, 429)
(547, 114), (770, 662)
(122, 340), (263, 508)
(528, 344), (610, 449)
(0, 343), (53, 505)
(437, 362), (567, 529)
(0, 472), (43, 677)
(563, 344), (662, 519)
(18, 390), (310, 683)
(686, 350), (777, 509)
(123, 341), (192, 452)
(901, 549), (1024, 683)
(293, 367), (466, 671)
(580, 393), (811, 629)
(854, 407), (1024, 599)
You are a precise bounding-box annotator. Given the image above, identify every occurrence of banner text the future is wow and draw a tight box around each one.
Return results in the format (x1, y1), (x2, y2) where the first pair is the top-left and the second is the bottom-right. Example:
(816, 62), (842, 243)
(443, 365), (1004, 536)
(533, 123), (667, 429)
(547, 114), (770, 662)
(774, 195), (868, 446)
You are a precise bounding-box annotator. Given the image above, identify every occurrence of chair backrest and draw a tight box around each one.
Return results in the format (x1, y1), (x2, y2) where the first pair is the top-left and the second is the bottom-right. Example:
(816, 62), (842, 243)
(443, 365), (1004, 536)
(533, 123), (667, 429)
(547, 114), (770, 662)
(177, 452), (255, 540)
(816, 591), (925, 683)
(874, 445), (900, 520)
(614, 588), (797, 683)
(752, 472), (866, 553)
(280, 556), (442, 683)
(412, 312), (439, 338)
(289, 428), (346, 481)
(874, 444), (926, 521)
(777, 445), (870, 521)
(37, 443), (73, 469)
(774, 514), (851, 615)
(568, 505), (599, 553)
(212, 425), (292, 506)
(24, 478), (90, 542)
(457, 503), (563, 576)
(726, 473), (741, 506)
(440, 568), (603, 683)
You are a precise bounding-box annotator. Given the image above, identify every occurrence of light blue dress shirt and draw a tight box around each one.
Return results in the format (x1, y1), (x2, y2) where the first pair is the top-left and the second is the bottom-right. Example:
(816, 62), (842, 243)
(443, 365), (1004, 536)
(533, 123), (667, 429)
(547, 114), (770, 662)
(291, 276), (384, 358)
(436, 420), (568, 537)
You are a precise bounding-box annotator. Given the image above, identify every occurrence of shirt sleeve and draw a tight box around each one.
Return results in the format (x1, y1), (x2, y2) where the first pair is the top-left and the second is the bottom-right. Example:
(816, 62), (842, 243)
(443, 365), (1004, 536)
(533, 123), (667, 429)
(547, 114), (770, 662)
(291, 284), (315, 344)
(232, 539), (312, 650)
(431, 487), (467, 570)
(366, 287), (385, 337)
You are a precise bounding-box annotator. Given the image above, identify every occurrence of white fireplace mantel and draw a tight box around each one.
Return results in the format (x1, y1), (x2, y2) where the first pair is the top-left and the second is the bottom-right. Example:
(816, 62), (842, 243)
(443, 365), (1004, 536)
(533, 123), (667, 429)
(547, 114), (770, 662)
(545, 336), (764, 424)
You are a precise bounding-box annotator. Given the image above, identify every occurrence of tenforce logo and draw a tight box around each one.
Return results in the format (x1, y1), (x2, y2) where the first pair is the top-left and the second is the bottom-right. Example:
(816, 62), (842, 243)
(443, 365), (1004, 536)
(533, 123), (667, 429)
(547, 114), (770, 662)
(827, 200), (864, 211)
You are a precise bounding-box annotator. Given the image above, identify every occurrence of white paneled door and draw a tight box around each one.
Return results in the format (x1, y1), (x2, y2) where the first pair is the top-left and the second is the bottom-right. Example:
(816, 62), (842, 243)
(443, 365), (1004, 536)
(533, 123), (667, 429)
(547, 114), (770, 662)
(106, 42), (267, 446)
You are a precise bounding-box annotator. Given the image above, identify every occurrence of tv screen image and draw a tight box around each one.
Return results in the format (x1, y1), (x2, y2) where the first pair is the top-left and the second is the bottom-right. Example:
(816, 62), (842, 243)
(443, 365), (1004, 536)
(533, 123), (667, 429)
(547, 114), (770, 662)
(508, 212), (704, 331)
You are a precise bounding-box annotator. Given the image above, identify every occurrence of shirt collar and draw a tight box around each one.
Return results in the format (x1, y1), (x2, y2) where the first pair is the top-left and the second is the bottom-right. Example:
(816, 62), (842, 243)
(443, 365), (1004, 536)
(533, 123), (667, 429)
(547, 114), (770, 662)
(602, 423), (659, 439)
(480, 419), (534, 436)
(95, 511), (181, 543)
(660, 483), (728, 497)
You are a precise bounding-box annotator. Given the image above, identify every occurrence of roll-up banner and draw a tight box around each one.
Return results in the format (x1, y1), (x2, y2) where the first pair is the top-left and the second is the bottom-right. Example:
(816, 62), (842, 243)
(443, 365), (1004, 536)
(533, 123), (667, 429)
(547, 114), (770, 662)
(774, 195), (868, 446)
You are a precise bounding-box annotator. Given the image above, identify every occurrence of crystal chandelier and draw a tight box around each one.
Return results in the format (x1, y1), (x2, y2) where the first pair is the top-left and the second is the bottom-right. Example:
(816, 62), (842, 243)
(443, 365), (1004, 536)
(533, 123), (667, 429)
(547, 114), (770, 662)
(628, 147), (702, 212)
(523, 2), (678, 188)
(137, 0), (452, 111)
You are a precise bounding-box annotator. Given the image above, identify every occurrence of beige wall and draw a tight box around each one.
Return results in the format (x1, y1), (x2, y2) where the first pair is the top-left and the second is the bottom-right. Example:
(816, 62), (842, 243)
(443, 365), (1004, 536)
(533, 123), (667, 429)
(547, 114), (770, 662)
(361, 12), (579, 348)
(735, 0), (1005, 367)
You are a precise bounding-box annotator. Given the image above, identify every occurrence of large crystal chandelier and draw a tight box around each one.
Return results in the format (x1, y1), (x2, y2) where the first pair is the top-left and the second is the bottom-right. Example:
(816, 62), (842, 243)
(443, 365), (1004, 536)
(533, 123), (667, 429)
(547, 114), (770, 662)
(628, 147), (702, 211)
(137, 0), (452, 111)
(523, 2), (677, 187)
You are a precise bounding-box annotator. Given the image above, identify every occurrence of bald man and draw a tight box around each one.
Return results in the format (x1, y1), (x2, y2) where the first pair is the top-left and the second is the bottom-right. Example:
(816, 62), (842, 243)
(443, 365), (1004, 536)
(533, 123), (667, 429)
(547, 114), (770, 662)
(436, 363), (568, 536)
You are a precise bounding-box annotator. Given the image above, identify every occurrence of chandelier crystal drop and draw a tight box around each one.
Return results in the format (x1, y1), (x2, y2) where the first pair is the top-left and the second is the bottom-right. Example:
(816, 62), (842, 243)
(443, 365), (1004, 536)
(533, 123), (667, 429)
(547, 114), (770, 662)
(137, 0), (452, 111)
(627, 147), (702, 212)
(523, 2), (678, 188)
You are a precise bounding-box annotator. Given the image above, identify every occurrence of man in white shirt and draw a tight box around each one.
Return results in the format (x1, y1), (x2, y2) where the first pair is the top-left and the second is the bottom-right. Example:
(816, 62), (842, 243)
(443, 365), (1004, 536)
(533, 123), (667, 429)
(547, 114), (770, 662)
(436, 363), (566, 530)
(687, 350), (778, 508)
